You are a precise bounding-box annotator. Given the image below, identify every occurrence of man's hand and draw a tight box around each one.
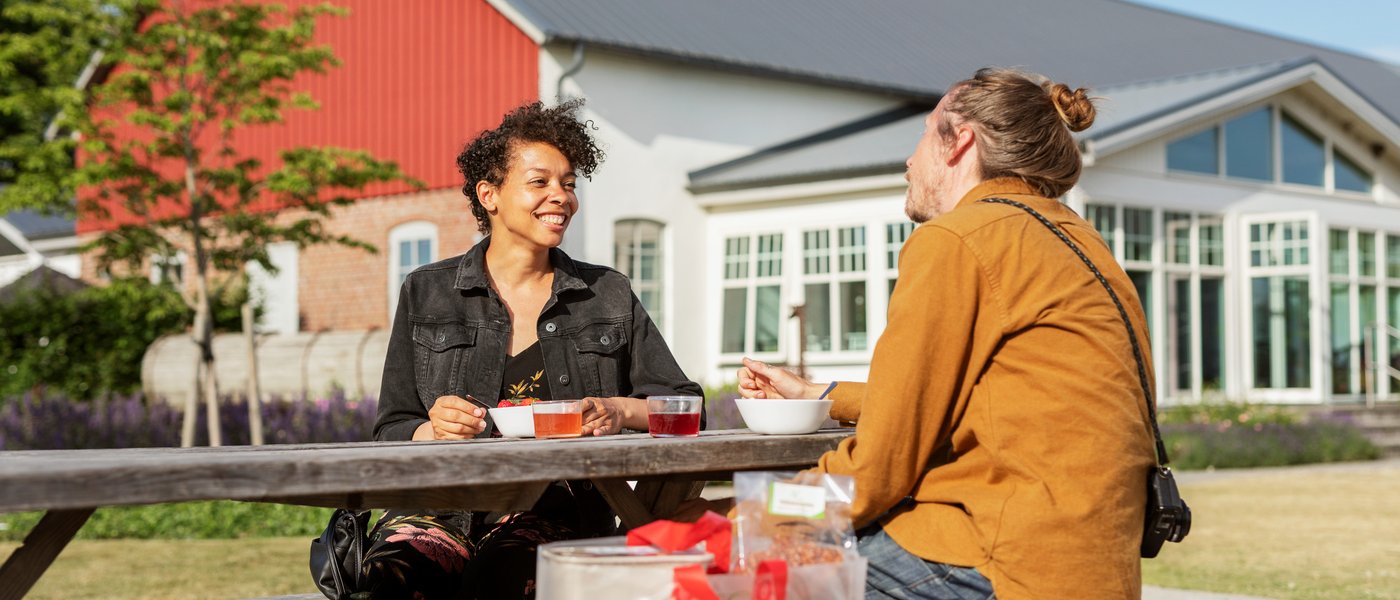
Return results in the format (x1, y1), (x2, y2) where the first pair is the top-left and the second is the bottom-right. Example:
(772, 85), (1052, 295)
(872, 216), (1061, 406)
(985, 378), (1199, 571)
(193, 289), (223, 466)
(737, 357), (827, 399)
(422, 395), (487, 440)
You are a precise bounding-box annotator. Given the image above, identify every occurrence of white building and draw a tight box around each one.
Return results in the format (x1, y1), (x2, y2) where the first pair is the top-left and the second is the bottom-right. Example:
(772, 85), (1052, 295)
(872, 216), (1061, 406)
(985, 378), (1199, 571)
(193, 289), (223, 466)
(0, 208), (81, 288)
(486, 0), (1400, 406)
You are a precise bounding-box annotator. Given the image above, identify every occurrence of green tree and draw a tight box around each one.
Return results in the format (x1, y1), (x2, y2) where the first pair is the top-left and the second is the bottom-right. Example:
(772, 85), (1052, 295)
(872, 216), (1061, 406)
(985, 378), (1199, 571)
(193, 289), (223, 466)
(0, 0), (150, 210)
(4, 1), (420, 446)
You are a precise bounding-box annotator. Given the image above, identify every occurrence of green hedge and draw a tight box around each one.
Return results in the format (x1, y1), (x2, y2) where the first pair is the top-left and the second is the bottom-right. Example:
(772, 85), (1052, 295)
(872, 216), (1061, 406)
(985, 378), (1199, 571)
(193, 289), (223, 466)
(1160, 400), (1379, 470)
(0, 501), (339, 541)
(0, 277), (252, 399)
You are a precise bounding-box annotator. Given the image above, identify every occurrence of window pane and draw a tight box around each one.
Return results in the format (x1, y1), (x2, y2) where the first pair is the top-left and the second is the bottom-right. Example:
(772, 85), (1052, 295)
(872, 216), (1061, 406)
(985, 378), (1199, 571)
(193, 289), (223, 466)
(724, 237), (749, 280)
(1124, 208), (1153, 262)
(1201, 277), (1225, 391)
(1165, 212), (1190, 264)
(1330, 230), (1350, 275)
(755, 285), (781, 352)
(1331, 282), (1353, 394)
(838, 226), (867, 273)
(417, 239), (431, 266)
(1253, 276), (1312, 388)
(1390, 289), (1400, 391)
(721, 288), (747, 353)
(756, 234), (783, 277)
(1129, 270), (1152, 330)
(399, 241), (413, 268)
(1169, 276), (1190, 391)
(1281, 112), (1324, 187)
(1225, 108), (1273, 181)
(1087, 204), (1116, 251)
(1335, 149), (1372, 193)
(1359, 232), (1376, 278)
(1200, 216), (1224, 267)
(1389, 235), (1400, 279)
(839, 281), (867, 351)
(804, 283), (831, 352)
(614, 221), (634, 275)
(804, 230), (830, 275)
(1167, 128), (1219, 175)
(639, 289), (660, 320)
(886, 222), (915, 270)
(1361, 285), (1377, 394)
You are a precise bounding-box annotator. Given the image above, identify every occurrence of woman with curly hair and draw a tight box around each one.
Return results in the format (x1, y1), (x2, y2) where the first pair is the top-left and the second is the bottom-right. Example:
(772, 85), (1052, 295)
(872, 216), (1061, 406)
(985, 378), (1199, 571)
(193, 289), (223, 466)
(367, 99), (703, 598)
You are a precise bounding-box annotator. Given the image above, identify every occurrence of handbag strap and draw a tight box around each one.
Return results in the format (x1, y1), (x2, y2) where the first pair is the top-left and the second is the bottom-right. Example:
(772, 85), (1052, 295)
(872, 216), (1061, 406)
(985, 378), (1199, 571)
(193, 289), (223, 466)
(979, 197), (1170, 465)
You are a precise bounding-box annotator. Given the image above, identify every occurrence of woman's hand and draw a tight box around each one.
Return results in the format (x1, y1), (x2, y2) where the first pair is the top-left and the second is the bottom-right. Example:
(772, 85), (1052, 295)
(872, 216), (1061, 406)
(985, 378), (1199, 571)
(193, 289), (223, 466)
(580, 396), (647, 436)
(418, 395), (487, 440)
(737, 357), (826, 399)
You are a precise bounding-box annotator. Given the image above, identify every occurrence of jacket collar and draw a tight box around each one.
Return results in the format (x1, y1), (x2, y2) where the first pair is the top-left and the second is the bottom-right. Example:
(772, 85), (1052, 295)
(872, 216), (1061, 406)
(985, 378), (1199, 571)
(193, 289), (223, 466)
(954, 177), (1045, 209)
(454, 236), (588, 296)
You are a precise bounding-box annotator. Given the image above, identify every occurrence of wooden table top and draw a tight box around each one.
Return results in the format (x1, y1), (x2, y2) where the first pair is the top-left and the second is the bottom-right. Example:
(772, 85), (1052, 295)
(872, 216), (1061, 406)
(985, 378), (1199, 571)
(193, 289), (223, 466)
(0, 429), (853, 513)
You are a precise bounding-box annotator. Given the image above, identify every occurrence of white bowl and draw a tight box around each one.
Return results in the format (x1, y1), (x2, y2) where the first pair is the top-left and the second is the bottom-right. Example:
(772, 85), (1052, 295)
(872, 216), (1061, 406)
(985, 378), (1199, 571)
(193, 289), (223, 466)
(488, 405), (535, 437)
(734, 398), (833, 435)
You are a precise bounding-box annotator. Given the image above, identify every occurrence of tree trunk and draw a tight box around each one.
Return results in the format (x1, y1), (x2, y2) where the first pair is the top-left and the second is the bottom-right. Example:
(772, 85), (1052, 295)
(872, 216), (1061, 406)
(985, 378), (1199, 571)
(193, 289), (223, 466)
(243, 301), (264, 446)
(180, 335), (200, 448)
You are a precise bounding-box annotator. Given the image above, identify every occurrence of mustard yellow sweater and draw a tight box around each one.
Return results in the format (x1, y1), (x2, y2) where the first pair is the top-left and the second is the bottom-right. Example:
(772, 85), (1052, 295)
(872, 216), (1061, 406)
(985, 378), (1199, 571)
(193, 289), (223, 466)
(818, 178), (1157, 599)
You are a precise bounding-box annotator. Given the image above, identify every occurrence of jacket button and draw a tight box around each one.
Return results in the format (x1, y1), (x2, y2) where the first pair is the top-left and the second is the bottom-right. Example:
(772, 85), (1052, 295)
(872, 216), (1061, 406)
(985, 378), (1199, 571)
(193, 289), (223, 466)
(599, 335), (611, 345)
(559, 374), (570, 385)
(544, 322), (557, 333)
(437, 331), (445, 342)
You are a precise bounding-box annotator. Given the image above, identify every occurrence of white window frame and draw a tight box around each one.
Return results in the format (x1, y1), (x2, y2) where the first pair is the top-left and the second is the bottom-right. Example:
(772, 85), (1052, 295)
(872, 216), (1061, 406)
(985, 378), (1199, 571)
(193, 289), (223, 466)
(1239, 212), (1324, 403)
(1162, 211), (1229, 402)
(719, 232), (786, 359)
(1164, 102), (1378, 199)
(799, 225), (872, 356)
(614, 219), (666, 332)
(149, 251), (188, 287)
(388, 220), (438, 323)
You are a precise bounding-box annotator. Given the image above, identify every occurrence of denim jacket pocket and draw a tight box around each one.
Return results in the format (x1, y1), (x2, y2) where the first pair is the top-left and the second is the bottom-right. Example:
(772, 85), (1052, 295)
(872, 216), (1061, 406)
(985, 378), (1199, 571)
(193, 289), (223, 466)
(411, 319), (477, 403)
(571, 322), (628, 396)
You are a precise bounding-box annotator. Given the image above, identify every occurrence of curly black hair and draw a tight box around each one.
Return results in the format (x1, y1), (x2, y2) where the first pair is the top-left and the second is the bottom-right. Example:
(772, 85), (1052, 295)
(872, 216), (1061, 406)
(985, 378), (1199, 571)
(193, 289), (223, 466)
(456, 99), (604, 234)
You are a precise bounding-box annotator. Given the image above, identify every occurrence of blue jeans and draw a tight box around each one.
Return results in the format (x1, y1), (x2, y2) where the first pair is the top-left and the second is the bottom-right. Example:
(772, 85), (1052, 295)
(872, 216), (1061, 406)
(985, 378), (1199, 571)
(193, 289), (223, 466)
(857, 525), (995, 600)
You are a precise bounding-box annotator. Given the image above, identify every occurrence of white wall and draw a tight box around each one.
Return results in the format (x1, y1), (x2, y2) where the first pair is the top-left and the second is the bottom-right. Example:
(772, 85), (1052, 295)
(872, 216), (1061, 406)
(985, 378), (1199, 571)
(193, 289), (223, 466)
(540, 45), (905, 382)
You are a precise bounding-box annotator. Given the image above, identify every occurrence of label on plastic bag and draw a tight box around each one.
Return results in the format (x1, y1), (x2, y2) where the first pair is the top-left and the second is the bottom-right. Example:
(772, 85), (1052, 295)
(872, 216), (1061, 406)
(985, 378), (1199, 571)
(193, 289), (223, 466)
(767, 481), (826, 518)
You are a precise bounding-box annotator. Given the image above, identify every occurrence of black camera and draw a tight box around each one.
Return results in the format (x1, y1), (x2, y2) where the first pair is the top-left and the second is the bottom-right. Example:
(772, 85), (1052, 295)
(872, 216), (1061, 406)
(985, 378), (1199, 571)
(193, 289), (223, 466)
(1140, 466), (1191, 558)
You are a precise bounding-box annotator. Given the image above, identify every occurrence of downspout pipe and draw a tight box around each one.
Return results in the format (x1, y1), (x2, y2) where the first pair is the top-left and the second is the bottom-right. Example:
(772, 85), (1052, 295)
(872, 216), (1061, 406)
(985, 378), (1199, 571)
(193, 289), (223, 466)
(555, 42), (586, 102)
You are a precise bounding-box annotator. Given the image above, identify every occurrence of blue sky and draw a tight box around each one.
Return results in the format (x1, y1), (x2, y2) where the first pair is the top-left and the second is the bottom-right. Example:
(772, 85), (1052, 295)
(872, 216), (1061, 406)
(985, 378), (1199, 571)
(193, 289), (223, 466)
(1129, 0), (1400, 65)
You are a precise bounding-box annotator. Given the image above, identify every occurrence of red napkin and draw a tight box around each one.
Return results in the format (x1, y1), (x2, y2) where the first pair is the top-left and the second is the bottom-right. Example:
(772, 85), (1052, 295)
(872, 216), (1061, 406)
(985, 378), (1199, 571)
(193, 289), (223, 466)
(626, 510), (732, 574)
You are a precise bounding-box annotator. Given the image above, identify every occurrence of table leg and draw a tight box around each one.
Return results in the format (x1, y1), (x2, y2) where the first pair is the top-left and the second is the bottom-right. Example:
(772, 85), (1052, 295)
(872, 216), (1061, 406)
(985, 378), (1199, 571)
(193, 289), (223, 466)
(0, 507), (95, 600)
(591, 479), (708, 530)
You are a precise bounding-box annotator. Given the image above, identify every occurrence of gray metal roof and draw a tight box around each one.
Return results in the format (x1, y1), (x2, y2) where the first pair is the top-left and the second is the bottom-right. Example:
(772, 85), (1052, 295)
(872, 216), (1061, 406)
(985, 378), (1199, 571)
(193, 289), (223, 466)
(0, 233), (22, 257)
(505, 0), (1400, 124)
(4, 209), (75, 241)
(687, 59), (1325, 192)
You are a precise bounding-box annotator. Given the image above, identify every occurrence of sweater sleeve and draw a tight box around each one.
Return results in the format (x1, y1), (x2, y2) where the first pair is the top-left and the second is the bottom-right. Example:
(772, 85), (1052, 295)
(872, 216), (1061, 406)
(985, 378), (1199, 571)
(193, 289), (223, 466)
(817, 225), (996, 526)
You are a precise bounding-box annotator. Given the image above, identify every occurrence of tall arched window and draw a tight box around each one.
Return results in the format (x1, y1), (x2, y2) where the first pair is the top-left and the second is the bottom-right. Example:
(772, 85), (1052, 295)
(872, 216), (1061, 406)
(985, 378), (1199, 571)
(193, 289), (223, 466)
(614, 219), (664, 329)
(388, 220), (438, 322)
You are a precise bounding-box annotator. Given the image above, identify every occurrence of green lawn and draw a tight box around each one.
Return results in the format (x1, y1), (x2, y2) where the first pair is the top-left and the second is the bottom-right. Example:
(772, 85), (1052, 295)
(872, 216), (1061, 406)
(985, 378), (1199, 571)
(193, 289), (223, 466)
(1142, 467), (1400, 599)
(4, 466), (1397, 599)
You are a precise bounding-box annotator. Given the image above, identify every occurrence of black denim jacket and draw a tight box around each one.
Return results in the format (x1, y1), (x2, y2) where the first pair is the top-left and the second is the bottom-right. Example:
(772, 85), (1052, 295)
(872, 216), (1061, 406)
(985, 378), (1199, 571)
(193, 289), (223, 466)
(374, 237), (703, 441)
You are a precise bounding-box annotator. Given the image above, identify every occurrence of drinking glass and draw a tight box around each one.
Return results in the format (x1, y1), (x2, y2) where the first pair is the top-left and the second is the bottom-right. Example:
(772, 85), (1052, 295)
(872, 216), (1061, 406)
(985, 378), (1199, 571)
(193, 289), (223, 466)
(647, 396), (703, 438)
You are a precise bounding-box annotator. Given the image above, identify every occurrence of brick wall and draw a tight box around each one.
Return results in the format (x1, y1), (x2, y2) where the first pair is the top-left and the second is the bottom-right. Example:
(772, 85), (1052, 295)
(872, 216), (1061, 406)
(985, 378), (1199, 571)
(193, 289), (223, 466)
(300, 187), (479, 331)
(79, 186), (482, 331)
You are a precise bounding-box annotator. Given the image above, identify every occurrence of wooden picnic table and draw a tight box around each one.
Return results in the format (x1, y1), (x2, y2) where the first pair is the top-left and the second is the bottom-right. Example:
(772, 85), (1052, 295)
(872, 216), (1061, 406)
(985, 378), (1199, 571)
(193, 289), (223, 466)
(0, 428), (851, 599)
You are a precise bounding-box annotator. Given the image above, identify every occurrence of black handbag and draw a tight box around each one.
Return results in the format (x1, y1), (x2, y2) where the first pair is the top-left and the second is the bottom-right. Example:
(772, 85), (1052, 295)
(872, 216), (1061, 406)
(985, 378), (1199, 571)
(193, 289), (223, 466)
(309, 508), (372, 599)
(980, 197), (1191, 558)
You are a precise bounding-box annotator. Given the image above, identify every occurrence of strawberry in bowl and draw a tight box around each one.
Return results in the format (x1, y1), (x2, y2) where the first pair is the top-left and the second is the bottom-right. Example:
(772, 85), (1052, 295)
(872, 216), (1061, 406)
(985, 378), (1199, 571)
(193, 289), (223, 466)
(489, 398), (538, 437)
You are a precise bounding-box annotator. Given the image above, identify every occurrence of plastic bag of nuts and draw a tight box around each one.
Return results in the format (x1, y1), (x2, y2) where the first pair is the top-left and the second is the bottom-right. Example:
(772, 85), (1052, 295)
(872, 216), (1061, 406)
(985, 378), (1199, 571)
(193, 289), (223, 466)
(730, 471), (857, 573)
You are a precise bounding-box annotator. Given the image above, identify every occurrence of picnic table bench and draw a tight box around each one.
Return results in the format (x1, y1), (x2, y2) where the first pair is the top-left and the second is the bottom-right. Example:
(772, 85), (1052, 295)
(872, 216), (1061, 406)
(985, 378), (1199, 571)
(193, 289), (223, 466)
(0, 428), (852, 599)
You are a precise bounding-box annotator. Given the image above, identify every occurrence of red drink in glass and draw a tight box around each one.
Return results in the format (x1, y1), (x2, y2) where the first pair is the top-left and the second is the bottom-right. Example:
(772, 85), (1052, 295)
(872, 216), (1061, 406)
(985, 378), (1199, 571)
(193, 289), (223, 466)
(533, 412), (583, 439)
(532, 400), (583, 439)
(647, 396), (703, 438)
(648, 412), (701, 437)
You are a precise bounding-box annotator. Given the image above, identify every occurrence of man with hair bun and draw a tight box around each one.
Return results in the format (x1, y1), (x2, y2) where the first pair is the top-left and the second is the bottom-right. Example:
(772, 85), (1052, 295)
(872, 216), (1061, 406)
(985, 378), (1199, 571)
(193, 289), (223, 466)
(739, 68), (1157, 599)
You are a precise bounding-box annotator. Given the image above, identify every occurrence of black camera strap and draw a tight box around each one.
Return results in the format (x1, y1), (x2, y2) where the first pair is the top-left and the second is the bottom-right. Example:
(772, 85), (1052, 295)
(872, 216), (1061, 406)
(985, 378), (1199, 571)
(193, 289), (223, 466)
(979, 198), (1170, 466)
